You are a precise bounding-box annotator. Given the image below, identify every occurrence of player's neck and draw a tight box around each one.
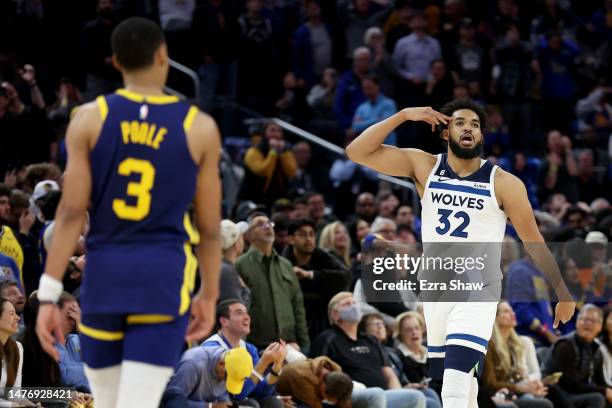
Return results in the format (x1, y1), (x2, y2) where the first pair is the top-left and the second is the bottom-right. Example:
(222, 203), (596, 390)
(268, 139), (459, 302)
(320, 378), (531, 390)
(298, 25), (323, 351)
(446, 154), (482, 177)
(122, 76), (166, 96)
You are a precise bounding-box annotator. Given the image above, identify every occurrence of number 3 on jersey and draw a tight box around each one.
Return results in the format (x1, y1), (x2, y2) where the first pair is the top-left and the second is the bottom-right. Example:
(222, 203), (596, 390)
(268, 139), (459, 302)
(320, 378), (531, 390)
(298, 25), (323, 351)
(435, 208), (470, 238)
(112, 158), (156, 221)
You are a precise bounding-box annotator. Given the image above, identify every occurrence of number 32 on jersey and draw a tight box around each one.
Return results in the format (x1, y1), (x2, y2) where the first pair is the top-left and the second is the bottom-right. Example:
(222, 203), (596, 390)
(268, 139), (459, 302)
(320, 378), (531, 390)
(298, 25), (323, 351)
(435, 208), (470, 238)
(112, 158), (156, 221)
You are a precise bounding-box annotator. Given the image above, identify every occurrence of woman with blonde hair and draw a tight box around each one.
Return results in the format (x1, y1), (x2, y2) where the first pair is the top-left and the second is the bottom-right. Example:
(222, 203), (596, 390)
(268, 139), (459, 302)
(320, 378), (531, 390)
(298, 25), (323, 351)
(319, 221), (352, 268)
(482, 302), (554, 408)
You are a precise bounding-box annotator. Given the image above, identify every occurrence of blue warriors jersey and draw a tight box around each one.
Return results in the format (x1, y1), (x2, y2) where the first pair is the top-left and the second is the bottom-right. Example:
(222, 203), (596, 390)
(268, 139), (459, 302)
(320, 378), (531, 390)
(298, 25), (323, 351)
(82, 89), (200, 317)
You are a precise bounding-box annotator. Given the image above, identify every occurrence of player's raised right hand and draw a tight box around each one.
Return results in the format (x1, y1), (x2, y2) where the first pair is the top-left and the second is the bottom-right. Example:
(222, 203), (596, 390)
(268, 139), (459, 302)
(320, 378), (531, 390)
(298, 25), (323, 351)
(36, 303), (65, 361)
(401, 107), (451, 132)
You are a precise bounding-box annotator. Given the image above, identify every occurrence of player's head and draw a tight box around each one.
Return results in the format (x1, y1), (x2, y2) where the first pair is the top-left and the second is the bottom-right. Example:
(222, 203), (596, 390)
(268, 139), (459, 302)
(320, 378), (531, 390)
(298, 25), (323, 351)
(111, 17), (168, 82)
(439, 98), (487, 160)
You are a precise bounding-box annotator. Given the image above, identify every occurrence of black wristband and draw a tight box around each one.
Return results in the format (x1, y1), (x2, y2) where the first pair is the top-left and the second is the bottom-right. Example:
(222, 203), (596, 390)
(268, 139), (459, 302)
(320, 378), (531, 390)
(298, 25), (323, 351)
(270, 368), (281, 377)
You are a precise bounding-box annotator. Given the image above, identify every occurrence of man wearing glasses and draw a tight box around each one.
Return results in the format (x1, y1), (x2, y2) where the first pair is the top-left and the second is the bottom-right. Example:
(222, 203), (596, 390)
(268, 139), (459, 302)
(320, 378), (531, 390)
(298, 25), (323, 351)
(235, 212), (310, 353)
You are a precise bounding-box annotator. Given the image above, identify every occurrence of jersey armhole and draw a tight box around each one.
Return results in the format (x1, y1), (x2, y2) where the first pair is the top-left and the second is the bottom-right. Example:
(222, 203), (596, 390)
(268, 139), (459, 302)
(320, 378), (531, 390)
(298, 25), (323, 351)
(419, 154), (442, 203)
(490, 165), (503, 212)
(96, 96), (109, 122)
(183, 106), (199, 133)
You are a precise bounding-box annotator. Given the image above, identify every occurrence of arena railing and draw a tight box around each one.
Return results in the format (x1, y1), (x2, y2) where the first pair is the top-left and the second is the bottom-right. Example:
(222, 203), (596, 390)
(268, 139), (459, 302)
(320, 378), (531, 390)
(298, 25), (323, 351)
(164, 58), (419, 211)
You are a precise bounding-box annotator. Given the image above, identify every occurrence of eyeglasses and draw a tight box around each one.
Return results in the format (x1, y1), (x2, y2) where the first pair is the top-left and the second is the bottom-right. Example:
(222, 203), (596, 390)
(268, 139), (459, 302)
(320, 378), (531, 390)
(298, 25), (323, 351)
(251, 221), (275, 230)
(367, 321), (385, 328)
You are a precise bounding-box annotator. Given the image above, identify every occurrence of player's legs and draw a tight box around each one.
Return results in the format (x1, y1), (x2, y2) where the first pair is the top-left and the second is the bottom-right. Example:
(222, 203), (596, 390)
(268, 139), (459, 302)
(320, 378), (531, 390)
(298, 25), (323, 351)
(422, 302), (450, 380)
(442, 301), (497, 408)
(116, 313), (189, 408)
(80, 314), (125, 408)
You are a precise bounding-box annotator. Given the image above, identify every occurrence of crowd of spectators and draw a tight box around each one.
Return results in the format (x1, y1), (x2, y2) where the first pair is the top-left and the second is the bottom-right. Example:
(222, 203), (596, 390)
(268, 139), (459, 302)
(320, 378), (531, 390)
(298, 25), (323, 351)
(0, 0), (612, 407)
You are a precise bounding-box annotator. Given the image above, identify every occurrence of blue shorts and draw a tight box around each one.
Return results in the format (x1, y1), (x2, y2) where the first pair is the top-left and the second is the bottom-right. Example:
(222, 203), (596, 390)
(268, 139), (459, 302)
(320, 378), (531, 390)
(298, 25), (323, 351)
(79, 313), (189, 369)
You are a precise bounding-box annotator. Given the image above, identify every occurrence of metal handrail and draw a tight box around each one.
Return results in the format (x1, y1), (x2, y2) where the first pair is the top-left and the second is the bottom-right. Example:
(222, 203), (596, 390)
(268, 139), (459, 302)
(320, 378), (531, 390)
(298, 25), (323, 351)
(166, 58), (200, 101)
(244, 117), (418, 198)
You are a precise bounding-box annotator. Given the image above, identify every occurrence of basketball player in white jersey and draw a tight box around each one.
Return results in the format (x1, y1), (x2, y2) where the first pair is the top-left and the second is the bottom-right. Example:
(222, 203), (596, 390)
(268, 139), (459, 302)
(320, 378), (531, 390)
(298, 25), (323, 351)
(346, 99), (575, 408)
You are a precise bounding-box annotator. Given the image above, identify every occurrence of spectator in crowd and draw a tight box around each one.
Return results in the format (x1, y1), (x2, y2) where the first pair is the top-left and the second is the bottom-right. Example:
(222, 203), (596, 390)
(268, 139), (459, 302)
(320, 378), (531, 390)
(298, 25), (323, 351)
(319, 221), (352, 268)
(597, 306), (612, 388)
(349, 218), (370, 255)
(330, 149), (379, 219)
(0, 297), (23, 392)
(370, 216), (397, 241)
(576, 149), (608, 204)
(236, 0), (280, 115)
(236, 212), (310, 351)
(394, 204), (419, 236)
(575, 85), (612, 138)
(0, 279), (24, 336)
(283, 218), (350, 341)
(334, 47), (371, 137)
(239, 122), (298, 207)
(484, 106), (512, 157)
(536, 31), (579, 134)
(272, 212), (291, 254)
(306, 191), (336, 234)
(56, 292), (90, 393)
(490, 23), (537, 148)
(498, 152), (540, 208)
(47, 77), (83, 147)
(0, 186), (24, 291)
(424, 59), (455, 110)
(506, 254), (559, 347)
(337, 0), (393, 58)
(219, 220), (251, 306)
(201, 299), (285, 406)
(539, 130), (579, 203)
(450, 18), (487, 92)
(277, 357), (353, 408)
(311, 292), (426, 408)
(192, 0), (240, 115)
(20, 293), (61, 388)
(352, 75), (398, 146)
(392, 12), (442, 106)
(307, 68), (339, 133)
(360, 313), (442, 408)
(347, 192), (377, 225)
(376, 192), (399, 220)
(385, 3), (414, 54)
(165, 345), (272, 407)
(293, 0), (333, 89)
(22, 163), (62, 194)
(275, 71), (309, 126)
(393, 312), (437, 391)
(481, 302), (553, 408)
(289, 141), (315, 195)
(364, 27), (396, 99)
(80, 0), (120, 100)
(541, 304), (612, 408)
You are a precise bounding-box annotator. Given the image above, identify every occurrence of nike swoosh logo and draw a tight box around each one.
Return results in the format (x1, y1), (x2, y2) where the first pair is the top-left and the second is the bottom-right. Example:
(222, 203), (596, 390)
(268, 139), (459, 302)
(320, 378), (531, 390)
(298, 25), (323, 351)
(437, 177), (452, 182)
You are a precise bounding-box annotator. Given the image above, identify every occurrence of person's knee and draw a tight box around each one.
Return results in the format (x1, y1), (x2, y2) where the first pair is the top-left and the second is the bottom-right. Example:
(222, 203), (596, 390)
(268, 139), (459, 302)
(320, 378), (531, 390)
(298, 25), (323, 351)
(351, 387), (386, 408)
(590, 393), (606, 408)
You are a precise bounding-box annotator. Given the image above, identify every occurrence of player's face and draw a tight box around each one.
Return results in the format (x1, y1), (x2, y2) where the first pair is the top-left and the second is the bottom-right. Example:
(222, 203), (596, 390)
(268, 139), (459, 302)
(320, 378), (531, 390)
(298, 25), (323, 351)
(400, 316), (423, 346)
(226, 303), (250, 336)
(0, 301), (19, 335)
(446, 109), (483, 159)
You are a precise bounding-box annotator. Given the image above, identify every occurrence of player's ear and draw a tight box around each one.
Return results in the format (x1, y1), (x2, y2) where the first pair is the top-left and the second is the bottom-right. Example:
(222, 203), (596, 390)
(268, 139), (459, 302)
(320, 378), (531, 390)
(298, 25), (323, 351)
(111, 55), (122, 72)
(441, 127), (449, 142)
(156, 43), (169, 66)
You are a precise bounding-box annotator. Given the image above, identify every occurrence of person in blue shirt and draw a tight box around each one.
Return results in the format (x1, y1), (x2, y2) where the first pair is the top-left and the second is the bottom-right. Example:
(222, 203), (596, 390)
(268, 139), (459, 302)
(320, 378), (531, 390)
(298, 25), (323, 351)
(201, 299), (287, 406)
(334, 47), (371, 136)
(352, 75), (397, 146)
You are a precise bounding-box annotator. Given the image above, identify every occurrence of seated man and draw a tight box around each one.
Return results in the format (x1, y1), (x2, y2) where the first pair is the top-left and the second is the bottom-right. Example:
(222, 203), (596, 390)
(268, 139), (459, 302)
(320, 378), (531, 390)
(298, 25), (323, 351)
(311, 292), (426, 408)
(541, 304), (612, 408)
(202, 299), (286, 406)
(56, 292), (90, 393)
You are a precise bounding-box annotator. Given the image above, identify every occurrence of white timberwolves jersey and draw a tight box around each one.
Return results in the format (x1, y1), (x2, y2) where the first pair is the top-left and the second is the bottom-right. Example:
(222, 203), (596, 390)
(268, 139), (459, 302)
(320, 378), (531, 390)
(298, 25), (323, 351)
(421, 154), (507, 243)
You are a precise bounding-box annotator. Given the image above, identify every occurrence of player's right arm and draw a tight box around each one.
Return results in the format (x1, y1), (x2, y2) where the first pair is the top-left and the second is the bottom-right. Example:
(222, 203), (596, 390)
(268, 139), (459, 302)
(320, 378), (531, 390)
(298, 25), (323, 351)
(36, 101), (100, 360)
(185, 111), (222, 342)
(345, 107), (450, 178)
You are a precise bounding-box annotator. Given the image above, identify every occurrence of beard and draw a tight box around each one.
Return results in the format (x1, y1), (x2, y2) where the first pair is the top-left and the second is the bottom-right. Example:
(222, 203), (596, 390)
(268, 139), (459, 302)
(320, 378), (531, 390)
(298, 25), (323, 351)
(448, 136), (483, 159)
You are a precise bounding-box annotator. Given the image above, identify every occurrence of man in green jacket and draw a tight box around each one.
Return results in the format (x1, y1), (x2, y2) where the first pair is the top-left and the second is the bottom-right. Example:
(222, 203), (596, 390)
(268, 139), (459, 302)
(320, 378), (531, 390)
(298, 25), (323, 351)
(236, 212), (310, 352)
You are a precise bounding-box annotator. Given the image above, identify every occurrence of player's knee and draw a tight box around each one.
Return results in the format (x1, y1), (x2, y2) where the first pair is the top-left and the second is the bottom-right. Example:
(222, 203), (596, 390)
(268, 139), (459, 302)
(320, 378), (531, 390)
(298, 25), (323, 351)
(441, 369), (471, 400)
(444, 345), (485, 376)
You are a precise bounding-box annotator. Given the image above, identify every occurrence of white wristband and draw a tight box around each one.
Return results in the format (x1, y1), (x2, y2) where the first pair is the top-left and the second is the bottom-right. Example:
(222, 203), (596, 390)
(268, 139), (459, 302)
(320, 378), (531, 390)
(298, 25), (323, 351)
(38, 274), (63, 303)
(251, 370), (264, 382)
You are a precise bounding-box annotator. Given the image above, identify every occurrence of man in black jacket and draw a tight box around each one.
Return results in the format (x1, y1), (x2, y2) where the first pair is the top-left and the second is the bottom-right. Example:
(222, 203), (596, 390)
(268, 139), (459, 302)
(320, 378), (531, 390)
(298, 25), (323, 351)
(283, 218), (350, 340)
(542, 304), (612, 408)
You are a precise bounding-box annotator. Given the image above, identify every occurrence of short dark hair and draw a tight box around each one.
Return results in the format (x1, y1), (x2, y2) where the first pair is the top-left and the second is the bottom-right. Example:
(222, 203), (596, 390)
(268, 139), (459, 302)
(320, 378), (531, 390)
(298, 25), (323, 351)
(323, 372), (353, 406)
(440, 99), (487, 134)
(216, 299), (244, 324)
(288, 218), (316, 235)
(0, 279), (18, 293)
(305, 191), (323, 202)
(111, 17), (165, 71)
(40, 190), (61, 222)
(362, 74), (380, 86)
(0, 183), (11, 199)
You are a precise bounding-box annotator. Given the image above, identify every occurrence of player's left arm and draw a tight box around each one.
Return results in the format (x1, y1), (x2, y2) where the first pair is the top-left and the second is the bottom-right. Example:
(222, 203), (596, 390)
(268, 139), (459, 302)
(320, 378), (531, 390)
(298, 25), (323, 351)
(496, 169), (575, 328)
(37, 101), (98, 360)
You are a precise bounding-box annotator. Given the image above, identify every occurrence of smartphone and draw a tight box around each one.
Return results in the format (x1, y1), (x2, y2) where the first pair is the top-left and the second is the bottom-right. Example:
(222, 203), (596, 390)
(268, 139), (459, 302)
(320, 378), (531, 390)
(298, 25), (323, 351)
(421, 377), (432, 385)
(542, 372), (563, 385)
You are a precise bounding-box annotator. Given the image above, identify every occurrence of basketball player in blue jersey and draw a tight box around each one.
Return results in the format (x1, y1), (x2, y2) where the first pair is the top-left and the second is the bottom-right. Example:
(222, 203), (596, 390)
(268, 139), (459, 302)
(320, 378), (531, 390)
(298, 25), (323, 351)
(346, 99), (576, 408)
(35, 18), (222, 408)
